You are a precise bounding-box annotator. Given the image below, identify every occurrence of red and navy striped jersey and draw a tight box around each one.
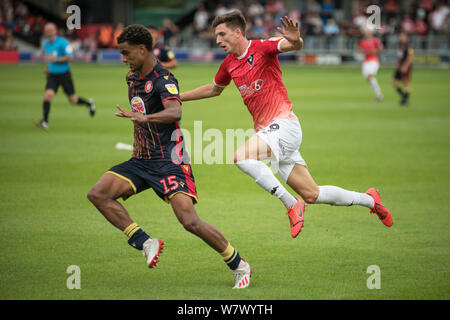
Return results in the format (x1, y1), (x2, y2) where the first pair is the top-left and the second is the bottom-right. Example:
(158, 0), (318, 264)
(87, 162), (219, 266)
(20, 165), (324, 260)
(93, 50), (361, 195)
(126, 62), (186, 162)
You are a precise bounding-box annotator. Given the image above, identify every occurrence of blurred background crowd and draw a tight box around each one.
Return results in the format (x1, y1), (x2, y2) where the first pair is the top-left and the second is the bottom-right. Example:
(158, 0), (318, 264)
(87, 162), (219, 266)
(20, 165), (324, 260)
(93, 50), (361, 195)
(0, 0), (448, 54)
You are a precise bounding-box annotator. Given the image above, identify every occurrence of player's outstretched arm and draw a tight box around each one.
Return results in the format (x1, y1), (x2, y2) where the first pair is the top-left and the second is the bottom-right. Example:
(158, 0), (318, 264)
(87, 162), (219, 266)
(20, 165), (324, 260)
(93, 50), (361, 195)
(277, 16), (303, 52)
(180, 83), (224, 102)
(115, 100), (181, 124)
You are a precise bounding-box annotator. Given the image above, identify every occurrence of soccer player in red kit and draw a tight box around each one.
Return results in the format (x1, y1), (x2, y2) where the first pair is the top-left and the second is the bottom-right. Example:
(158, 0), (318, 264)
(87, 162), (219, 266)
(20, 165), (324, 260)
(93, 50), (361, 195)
(358, 28), (384, 101)
(181, 11), (392, 242)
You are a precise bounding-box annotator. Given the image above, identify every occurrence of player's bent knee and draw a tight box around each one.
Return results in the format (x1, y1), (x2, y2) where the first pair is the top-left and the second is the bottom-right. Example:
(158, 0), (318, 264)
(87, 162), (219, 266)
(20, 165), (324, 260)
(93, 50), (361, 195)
(68, 95), (78, 104)
(303, 189), (320, 204)
(87, 186), (108, 205)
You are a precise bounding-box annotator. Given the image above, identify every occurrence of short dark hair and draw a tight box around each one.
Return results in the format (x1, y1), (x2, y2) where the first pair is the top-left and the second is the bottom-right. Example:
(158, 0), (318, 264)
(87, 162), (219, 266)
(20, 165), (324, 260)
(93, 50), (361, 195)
(211, 10), (246, 36)
(117, 24), (153, 50)
(146, 24), (157, 31)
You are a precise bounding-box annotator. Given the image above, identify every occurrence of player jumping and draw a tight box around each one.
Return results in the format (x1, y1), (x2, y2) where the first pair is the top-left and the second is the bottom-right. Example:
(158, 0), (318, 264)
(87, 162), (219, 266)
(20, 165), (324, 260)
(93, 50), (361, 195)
(392, 32), (414, 106)
(87, 24), (251, 289)
(35, 23), (95, 131)
(180, 11), (392, 242)
(358, 28), (384, 102)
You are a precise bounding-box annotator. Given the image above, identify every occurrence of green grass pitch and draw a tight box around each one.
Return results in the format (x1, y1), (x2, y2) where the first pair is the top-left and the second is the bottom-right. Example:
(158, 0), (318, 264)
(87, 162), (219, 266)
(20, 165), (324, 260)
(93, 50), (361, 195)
(0, 62), (449, 300)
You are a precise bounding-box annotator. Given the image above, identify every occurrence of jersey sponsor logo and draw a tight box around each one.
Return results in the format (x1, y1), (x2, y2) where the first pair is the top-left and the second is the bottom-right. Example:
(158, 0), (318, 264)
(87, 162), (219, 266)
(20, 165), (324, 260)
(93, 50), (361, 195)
(238, 79), (263, 97)
(165, 83), (179, 94)
(145, 81), (153, 93)
(153, 48), (160, 56)
(131, 96), (146, 115)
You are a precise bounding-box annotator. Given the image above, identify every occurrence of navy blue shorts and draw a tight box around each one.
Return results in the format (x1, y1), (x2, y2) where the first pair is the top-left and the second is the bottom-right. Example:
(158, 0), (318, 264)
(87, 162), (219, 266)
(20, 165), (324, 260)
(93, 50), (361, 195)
(107, 158), (198, 204)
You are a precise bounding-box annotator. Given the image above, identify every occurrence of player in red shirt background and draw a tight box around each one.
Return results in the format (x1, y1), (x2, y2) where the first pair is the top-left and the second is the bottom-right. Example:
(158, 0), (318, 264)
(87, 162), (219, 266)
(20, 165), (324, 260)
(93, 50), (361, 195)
(358, 28), (384, 101)
(181, 12), (392, 279)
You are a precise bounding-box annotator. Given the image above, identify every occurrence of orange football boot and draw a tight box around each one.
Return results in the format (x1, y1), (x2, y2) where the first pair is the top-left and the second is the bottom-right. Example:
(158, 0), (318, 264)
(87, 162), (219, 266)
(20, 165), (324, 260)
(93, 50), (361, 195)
(366, 188), (393, 227)
(286, 198), (307, 238)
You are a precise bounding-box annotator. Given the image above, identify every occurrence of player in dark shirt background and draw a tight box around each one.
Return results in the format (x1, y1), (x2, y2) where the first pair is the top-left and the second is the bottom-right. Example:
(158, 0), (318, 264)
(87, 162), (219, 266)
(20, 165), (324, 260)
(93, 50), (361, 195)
(392, 32), (414, 106)
(147, 24), (178, 69)
(87, 25), (250, 289)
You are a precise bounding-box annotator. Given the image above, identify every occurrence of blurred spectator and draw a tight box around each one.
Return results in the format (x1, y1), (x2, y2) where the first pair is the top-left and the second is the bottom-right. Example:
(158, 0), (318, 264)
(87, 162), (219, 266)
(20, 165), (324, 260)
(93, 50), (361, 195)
(97, 24), (113, 49)
(194, 3), (209, 35)
(385, 0), (400, 23)
(429, 2), (450, 33)
(215, 3), (231, 17)
(306, 0), (321, 15)
(305, 12), (323, 35)
(323, 18), (339, 49)
(321, 0), (336, 21)
(2, 29), (17, 49)
(324, 18), (339, 35)
(401, 14), (416, 34)
(161, 18), (179, 46)
(112, 23), (124, 48)
(249, 16), (267, 39)
(352, 8), (367, 32)
(248, 0), (265, 20)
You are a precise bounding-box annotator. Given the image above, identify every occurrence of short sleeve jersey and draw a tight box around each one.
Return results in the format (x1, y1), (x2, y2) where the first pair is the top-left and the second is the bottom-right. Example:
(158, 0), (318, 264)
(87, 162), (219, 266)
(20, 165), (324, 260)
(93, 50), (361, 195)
(214, 37), (297, 131)
(358, 37), (382, 62)
(126, 63), (185, 161)
(44, 36), (73, 74)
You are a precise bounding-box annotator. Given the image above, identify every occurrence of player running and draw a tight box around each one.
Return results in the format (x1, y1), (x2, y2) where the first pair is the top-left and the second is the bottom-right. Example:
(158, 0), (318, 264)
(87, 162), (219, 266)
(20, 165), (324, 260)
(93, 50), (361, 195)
(180, 11), (392, 240)
(358, 28), (384, 102)
(392, 32), (414, 106)
(87, 24), (251, 289)
(35, 23), (95, 131)
(147, 25), (178, 69)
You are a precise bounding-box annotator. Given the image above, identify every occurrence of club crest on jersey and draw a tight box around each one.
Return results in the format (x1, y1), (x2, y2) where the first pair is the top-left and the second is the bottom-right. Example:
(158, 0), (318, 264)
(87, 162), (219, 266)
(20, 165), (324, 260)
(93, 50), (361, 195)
(145, 81), (153, 93)
(247, 54), (254, 66)
(165, 83), (178, 94)
(130, 96), (146, 115)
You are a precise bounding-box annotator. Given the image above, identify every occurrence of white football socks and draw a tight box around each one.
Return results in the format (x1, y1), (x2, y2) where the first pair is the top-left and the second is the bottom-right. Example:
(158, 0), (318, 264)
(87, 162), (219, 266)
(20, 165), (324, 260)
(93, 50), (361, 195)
(369, 77), (382, 97)
(235, 159), (297, 209)
(316, 185), (374, 208)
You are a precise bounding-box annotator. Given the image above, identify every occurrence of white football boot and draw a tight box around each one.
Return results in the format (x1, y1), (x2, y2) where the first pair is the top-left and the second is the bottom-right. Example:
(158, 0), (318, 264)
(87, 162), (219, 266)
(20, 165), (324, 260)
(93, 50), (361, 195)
(88, 98), (96, 117)
(233, 259), (252, 289)
(142, 238), (164, 268)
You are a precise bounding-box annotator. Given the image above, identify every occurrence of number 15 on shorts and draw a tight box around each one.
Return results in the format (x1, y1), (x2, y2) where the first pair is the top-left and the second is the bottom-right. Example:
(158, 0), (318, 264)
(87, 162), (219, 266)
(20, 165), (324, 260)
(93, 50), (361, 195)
(160, 175), (179, 194)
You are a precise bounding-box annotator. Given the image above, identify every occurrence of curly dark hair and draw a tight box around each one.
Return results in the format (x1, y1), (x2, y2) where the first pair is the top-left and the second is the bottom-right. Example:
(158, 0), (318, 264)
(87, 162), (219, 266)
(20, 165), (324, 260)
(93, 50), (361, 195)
(117, 24), (153, 51)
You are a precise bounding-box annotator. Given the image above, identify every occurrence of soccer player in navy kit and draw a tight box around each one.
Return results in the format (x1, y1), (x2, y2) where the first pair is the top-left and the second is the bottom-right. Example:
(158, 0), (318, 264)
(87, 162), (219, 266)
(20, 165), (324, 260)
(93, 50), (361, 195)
(87, 25), (250, 289)
(392, 32), (414, 106)
(35, 23), (95, 131)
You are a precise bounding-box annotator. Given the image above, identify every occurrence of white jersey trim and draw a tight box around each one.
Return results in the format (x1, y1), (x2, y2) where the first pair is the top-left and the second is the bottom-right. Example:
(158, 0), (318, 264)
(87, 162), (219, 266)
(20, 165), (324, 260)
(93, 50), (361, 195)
(278, 38), (287, 52)
(237, 40), (252, 60)
(213, 80), (227, 88)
